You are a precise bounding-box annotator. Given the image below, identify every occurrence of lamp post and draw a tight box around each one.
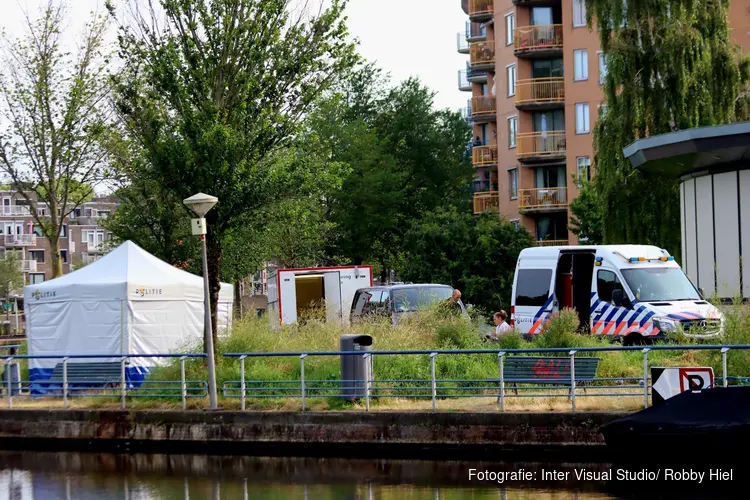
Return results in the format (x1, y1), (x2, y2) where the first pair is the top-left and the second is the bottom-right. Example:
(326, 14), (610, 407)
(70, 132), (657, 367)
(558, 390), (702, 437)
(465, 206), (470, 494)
(183, 192), (219, 409)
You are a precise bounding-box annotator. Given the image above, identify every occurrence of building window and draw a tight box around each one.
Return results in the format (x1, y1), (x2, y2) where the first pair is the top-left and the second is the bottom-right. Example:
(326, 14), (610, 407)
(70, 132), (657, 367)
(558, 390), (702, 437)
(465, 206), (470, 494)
(60, 250), (68, 263)
(577, 157), (591, 187)
(60, 224), (67, 238)
(511, 219), (520, 231)
(508, 116), (518, 148)
(576, 103), (590, 134)
(28, 250), (44, 263)
(29, 273), (45, 285)
(509, 169), (518, 199)
(573, 0), (586, 28)
(507, 64), (516, 97)
(505, 13), (514, 46)
(574, 49), (588, 81)
(599, 52), (608, 84)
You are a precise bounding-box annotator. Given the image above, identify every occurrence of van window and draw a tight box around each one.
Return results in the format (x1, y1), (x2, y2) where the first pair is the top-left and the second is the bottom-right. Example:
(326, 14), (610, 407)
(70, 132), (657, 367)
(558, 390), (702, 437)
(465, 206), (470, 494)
(364, 290), (383, 314)
(392, 287), (453, 312)
(352, 290), (372, 315)
(597, 270), (624, 303)
(515, 269), (552, 306)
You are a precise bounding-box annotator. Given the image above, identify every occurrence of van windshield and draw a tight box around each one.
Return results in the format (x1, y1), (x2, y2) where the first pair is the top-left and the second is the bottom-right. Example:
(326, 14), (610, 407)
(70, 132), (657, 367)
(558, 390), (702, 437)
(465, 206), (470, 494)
(620, 268), (701, 302)
(392, 287), (454, 312)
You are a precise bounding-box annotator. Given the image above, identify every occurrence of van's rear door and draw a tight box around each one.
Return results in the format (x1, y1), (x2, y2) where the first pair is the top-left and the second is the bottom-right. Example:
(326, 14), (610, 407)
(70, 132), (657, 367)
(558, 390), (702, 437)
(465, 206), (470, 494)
(513, 259), (557, 335)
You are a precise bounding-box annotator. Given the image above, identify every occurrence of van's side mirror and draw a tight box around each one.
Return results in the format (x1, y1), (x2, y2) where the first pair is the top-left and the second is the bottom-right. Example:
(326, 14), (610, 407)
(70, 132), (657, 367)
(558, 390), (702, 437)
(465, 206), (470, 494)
(698, 287), (706, 299)
(612, 289), (626, 308)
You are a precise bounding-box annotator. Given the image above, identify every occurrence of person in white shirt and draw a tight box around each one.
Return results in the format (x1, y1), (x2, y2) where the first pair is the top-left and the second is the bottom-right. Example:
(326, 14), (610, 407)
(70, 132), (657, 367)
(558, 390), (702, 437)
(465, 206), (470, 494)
(493, 310), (512, 337)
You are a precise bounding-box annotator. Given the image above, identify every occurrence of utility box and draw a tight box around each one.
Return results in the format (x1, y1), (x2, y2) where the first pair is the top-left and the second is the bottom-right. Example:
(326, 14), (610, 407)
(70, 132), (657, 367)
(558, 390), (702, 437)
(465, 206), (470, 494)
(2, 361), (20, 396)
(340, 334), (373, 401)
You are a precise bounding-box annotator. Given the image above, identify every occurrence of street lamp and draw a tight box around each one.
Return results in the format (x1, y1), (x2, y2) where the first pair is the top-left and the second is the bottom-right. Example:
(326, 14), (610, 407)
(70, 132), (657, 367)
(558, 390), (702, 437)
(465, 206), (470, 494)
(184, 192), (219, 409)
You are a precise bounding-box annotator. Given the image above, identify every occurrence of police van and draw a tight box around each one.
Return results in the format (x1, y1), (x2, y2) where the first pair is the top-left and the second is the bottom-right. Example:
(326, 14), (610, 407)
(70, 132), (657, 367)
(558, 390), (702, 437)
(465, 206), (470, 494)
(510, 245), (725, 343)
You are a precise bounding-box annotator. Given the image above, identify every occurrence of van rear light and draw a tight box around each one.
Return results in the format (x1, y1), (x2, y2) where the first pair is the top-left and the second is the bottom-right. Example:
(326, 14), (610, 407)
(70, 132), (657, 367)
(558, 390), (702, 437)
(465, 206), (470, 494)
(510, 305), (515, 327)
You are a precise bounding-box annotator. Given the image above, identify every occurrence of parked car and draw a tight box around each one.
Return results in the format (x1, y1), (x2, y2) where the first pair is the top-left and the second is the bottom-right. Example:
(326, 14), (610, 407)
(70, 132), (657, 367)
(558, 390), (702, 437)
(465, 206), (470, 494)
(350, 284), (468, 325)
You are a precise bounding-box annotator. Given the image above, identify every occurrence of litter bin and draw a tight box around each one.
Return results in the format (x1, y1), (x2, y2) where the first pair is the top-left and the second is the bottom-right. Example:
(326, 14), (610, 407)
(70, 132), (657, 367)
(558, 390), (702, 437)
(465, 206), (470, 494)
(340, 334), (373, 401)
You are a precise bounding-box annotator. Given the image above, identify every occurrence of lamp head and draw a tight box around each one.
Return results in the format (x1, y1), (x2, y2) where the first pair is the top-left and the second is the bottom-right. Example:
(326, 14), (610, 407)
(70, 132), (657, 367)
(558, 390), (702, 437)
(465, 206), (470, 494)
(183, 193), (218, 217)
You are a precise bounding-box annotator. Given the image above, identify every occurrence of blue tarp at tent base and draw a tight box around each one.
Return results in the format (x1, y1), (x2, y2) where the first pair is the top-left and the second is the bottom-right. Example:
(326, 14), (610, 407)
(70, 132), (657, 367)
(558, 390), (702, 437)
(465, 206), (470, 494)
(27, 366), (151, 396)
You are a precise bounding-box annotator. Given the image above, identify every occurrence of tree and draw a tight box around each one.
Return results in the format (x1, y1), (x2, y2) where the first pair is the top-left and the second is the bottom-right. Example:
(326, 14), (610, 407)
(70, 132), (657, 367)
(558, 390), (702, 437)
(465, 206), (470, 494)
(568, 178), (603, 244)
(109, 0), (357, 346)
(314, 67), (473, 279)
(584, 0), (750, 257)
(0, 1), (111, 277)
(401, 208), (534, 316)
(0, 253), (24, 332)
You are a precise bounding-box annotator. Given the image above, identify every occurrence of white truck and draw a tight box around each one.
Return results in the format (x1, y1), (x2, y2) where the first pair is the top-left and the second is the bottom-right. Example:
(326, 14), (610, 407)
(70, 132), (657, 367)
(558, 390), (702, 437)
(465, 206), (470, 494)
(267, 265), (373, 327)
(511, 244), (725, 343)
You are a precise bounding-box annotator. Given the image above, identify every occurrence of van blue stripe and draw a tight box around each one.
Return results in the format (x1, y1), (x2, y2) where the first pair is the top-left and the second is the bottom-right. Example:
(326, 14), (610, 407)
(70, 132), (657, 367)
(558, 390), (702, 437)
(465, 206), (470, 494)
(613, 308), (630, 327)
(639, 310), (656, 326)
(534, 294), (554, 320)
(603, 305), (620, 325)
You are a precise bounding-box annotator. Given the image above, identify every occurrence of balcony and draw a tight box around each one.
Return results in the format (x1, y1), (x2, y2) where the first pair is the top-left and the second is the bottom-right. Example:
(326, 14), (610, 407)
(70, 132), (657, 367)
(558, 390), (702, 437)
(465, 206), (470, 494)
(0, 206), (31, 217)
(514, 25), (563, 58)
(515, 78), (565, 110)
(518, 187), (568, 214)
(471, 95), (496, 123)
(536, 239), (570, 247)
(466, 67), (487, 83)
(4, 234), (36, 246)
(17, 260), (37, 272)
(457, 33), (470, 54)
(466, 21), (486, 42)
(460, 106), (473, 124)
(458, 70), (472, 92)
(473, 192), (499, 214)
(516, 131), (566, 163)
(469, 40), (495, 71)
(472, 145), (498, 166)
(468, 0), (494, 22)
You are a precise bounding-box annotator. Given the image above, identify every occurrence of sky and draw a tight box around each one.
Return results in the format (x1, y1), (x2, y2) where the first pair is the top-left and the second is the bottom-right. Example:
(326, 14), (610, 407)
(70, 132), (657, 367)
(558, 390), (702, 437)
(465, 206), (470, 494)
(3, 0), (469, 111)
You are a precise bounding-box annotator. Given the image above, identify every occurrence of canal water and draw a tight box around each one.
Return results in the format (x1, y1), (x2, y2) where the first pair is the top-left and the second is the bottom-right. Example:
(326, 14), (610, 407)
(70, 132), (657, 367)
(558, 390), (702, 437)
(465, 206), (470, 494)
(0, 452), (737, 499)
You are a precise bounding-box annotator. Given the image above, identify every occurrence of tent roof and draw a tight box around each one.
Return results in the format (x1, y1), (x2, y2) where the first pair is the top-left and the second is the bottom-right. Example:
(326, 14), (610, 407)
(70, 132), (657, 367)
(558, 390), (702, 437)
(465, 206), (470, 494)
(28, 240), (233, 300)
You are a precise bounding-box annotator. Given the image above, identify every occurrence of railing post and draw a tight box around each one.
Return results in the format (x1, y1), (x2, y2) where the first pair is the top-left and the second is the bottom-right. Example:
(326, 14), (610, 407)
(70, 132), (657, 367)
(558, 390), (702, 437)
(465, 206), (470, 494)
(642, 348), (650, 408)
(497, 352), (505, 412)
(180, 356), (187, 410)
(300, 354), (307, 411)
(121, 357), (127, 410)
(63, 357), (69, 409)
(721, 347), (729, 388)
(364, 353), (370, 412)
(569, 350), (577, 412)
(430, 353), (437, 412)
(240, 355), (247, 411)
(6, 357), (12, 409)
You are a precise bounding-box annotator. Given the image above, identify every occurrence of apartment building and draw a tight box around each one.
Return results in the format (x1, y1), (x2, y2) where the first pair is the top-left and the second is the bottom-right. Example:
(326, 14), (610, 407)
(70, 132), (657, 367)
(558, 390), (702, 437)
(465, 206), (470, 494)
(0, 188), (117, 288)
(458, 0), (750, 246)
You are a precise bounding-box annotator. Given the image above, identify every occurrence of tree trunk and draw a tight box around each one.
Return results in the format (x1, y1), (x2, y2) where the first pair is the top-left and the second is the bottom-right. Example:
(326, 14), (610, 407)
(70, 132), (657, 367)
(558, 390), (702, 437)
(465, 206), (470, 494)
(207, 232), (222, 350)
(234, 278), (242, 319)
(50, 237), (63, 278)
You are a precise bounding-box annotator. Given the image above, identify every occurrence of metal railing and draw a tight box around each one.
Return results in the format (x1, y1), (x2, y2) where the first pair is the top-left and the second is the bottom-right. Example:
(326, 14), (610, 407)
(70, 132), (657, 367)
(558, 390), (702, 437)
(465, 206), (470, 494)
(473, 191), (500, 214)
(517, 131), (566, 158)
(469, 40), (495, 68)
(472, 144), (498, 166)
(468, 0), (493, 18)
(536, 239), (569, 247)
(0, 206), (31, 217)
(518, 187), (568, 210)
(457, 33), (470, 53)
(516, 78), (565, 105)
(223, 345), (750, 412)
(514, 25), (563, 52)
(17, 260), (37, 273)
(458, 70), (471, 91)
(4, 234), (36, 246)
(0, 353), (207, 410)
(471, 95), (496, 117)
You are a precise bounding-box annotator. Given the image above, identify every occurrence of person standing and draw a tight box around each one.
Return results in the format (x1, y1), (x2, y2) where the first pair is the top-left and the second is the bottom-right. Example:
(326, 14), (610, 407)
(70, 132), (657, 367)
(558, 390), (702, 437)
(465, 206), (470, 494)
(493, 310), (512, 336)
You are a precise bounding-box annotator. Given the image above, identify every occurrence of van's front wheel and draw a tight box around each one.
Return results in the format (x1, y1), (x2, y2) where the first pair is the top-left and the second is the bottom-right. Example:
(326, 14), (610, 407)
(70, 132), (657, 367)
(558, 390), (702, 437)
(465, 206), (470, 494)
(623, 333), (645, 346)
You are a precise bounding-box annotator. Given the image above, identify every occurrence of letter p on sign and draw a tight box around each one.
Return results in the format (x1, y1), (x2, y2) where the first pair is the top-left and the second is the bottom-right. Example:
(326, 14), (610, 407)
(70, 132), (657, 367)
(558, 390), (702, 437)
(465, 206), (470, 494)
(679, 367), (714, 392)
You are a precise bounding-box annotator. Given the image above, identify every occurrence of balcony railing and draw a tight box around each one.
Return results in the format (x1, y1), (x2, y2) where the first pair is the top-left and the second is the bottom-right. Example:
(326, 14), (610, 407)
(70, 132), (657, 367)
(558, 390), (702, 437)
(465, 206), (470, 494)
(515, 78), (565, 105)
(518, 187), (568, 210)
(458, 70), (472, 91)
(469, 40), (495, 68)
(471, 95), (496, 117)
(517, 131), (566, 159)
(473, 191), (499, 214)
(17, 260), (37, 272)
(472, 145), (498, 166)
(536, 239), (569, 247)
(468, 0), (494, 19)
(514, 25), (563, 53)
(457, 33), (470, 53)
(0, 206), (31, 217)
(4, 234), (36, 246)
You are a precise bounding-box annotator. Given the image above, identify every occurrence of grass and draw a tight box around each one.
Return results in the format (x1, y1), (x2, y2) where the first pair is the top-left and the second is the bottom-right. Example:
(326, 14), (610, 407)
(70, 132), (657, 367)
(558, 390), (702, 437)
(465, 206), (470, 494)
(4, 303), (750, 412)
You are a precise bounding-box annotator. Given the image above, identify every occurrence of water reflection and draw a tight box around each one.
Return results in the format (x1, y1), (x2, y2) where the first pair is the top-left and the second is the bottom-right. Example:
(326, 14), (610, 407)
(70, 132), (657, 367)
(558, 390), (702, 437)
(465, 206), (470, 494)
(0, 452), (736, 499)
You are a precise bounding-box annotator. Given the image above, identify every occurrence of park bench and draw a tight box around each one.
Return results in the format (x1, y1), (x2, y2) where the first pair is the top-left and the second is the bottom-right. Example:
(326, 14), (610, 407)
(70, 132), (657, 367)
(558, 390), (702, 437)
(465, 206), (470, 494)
(42, 362), (123, 392)
(489, 356), (600, 400)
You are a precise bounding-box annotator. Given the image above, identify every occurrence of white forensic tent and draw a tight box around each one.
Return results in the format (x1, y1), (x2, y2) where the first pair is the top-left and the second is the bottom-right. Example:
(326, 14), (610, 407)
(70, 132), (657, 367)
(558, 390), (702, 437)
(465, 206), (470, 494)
(25, 240), (233, 381)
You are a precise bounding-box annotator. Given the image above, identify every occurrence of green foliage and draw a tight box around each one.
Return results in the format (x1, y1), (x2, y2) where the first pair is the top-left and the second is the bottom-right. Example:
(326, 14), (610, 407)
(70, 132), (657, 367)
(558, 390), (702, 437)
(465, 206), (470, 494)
(584, 0), (750, 258)
(568, 178), (603, 244)
(109, 0), (358, 335)
(0, 253), (24, 297)
(311, 65), (473, 275)
(0, 1), (111, 277)
(400, 207), (535, 317)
